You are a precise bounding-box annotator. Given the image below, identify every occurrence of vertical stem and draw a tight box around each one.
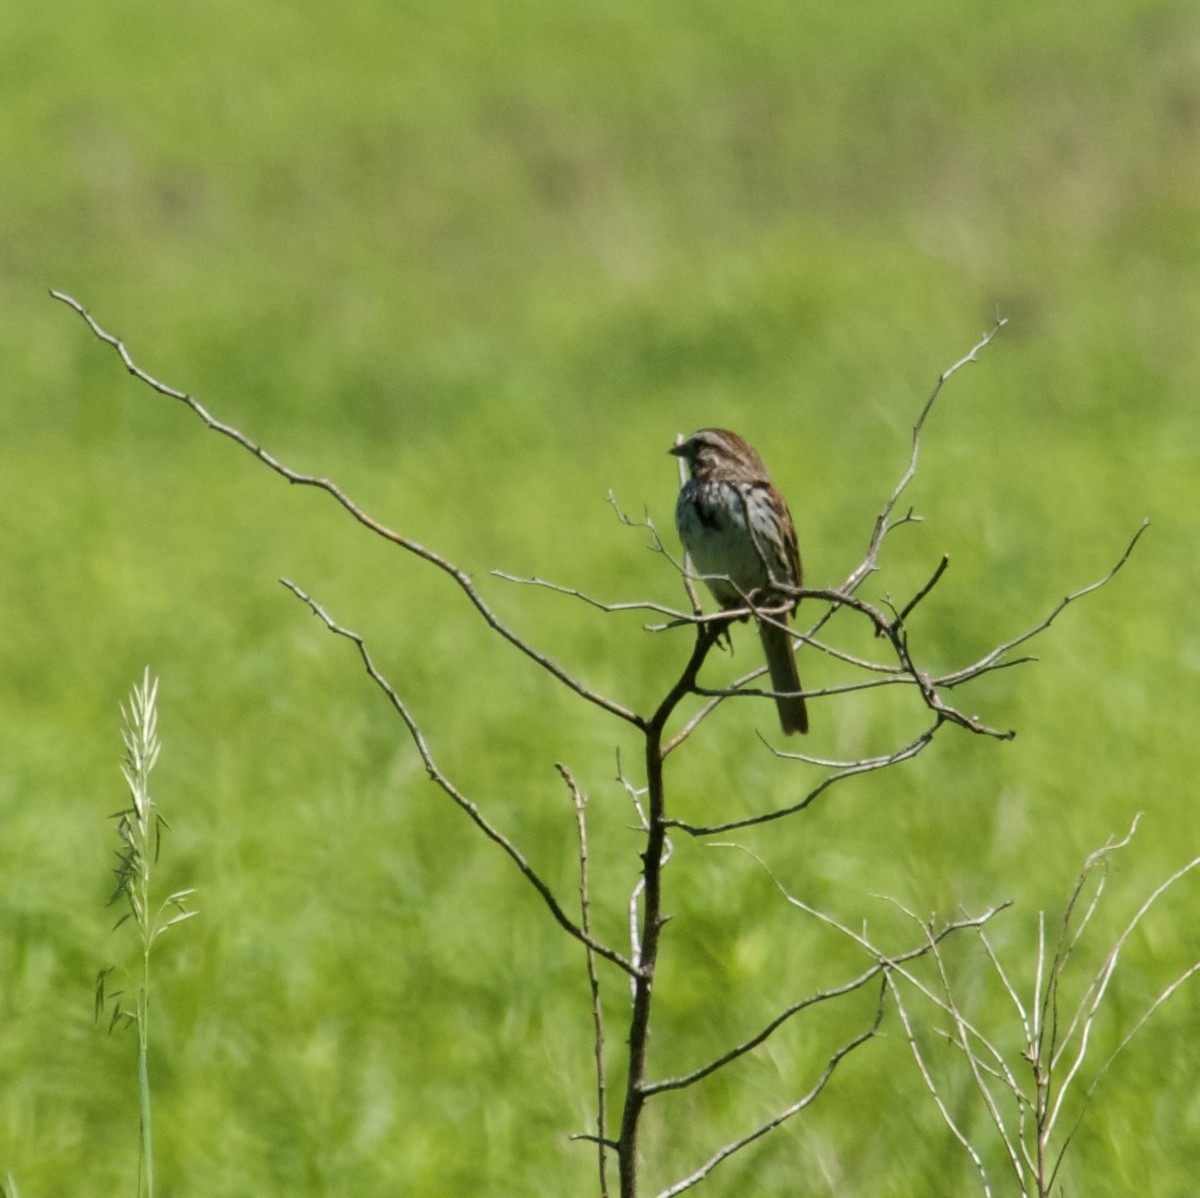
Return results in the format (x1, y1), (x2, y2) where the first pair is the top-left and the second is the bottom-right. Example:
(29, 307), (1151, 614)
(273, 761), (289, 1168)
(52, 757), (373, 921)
(133, 718), (155, 1198)
(137, 814), (155, 1198)
(617, 726), (667, 1198)
(617, 624), (721, 1198)
(116, 669), (169, 1198)
(562, 764), (610, 1198)
(138, 974), (154, 1198)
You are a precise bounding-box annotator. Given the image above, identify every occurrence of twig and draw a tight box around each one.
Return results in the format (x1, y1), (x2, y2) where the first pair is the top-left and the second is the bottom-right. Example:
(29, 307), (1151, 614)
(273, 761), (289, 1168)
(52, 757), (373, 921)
(559, 764), (612, 1195)
(978, 929), (1032, 1042)
(653, 986), (886, 1198)
(896, 900), (1029, 1188)
(678, 512), (1144, 751)
(938, 522), (1149, 690)
(887, 973), (995, 1197)
(49, 290), (643, 730)
(688, 579), (1017, 741)
(1045, 839), (1200, 1139)
(644, 962), (886, 1097)
(888, 817), (1200, 1198)
(648, 845), (1009, 1094)
(668, 723), (943, 836)
(280, 578), (638, 978)
(492, 572), (693, 621)
(616, 753), (650, 1003)
(1040, 817), (1142, 1078)
(842, 319), (1007, 596)
(895, 554), (951, 626)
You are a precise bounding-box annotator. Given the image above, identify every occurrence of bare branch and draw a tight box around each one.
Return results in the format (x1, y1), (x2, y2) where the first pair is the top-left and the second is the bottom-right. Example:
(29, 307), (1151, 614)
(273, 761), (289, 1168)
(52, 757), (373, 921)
(703, 580), (1017, 741)
(280, 578), (638, 978)
(614, 751), (650, 834)
(888, 818), (1200, 1198)
(978, 928), (1032, 1042)
(668, 723), (943, 836)
(660, 692), (727, 757)
(1031, 911), (1047, 1051)
(842, 319), (1007, 596)
(653, 985), (886, 1198)
(559, 764), (611, 1196)
(676, 512), (1143, 758)
(644, 960), (887, 1098)
(822, 892), (1034, 1169)
(895, 900), (1029, 1189)
(50, 290), (642, 730)
(797, 634), (905, 675)
(646, 845), (1008, 1094)
(615, 752), (650, 1001)
(1041, 833), (1200, 1191)
(938, 522), (1149, 690)
(1041, 816), (1142, 1074)
(492, 571), (688, 620)
(606, 490), (674, 565)
(1046, 839), (1200, 1139)
(895, 553), (951, 626)
(669, 508), (1139, 754)
(887, 973), (995, 1197)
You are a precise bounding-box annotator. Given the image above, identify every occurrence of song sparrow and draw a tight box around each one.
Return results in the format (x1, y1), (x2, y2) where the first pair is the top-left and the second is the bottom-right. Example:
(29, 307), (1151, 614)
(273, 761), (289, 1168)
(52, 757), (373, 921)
(670, 428), (809, 735)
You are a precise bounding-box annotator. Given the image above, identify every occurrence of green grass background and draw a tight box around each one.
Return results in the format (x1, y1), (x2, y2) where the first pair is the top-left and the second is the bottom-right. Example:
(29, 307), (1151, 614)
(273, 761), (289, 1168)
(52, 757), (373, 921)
(3, 0), (1199, 1193)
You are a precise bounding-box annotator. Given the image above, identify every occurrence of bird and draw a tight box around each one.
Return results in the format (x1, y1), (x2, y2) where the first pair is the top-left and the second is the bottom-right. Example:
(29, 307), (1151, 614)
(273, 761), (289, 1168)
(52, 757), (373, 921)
(670, 428), (808, 735)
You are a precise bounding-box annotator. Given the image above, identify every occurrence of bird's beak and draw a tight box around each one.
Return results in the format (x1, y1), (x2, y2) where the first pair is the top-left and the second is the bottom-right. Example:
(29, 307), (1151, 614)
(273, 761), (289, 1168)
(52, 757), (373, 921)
(668, 442), (686, 457)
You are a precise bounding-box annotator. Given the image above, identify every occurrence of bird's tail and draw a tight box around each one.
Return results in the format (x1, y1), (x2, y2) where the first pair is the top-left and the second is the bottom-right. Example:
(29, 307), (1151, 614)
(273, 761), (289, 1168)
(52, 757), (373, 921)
(758, 620), (809, 735)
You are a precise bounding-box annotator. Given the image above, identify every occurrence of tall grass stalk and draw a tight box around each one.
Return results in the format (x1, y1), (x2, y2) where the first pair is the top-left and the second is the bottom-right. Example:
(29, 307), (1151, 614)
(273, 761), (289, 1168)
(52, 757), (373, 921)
(98, 669), (196, 1198)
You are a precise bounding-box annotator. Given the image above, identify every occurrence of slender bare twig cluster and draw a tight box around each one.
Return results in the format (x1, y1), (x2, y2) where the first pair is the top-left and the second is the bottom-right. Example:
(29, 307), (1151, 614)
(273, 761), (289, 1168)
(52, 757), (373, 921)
(884, 816), (1200, 1196)
(54, 291), (1151, 1197)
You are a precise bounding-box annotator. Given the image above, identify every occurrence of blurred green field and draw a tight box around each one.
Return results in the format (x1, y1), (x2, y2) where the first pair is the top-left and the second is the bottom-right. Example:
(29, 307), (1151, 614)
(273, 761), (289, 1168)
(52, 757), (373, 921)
(3, 0), (1200, 1193)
